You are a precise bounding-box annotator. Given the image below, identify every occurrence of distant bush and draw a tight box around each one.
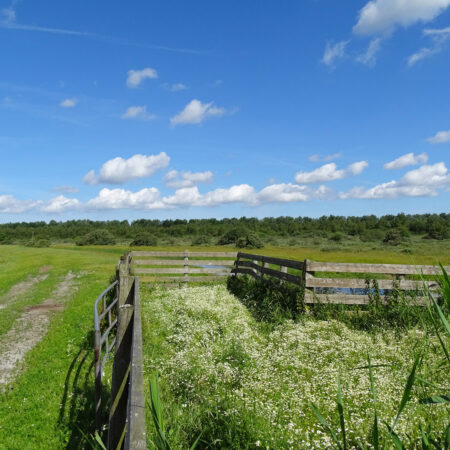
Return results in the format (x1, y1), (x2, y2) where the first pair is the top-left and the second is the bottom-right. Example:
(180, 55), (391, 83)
(236, 232), (264, 249)
(360, 229), (385, 242)
(130, 233), (157, 246)
(76, 229), (116, 246)
(329, 232), (344, 242)
(383, 228), (409, 246)
(218, 227), (264, 248)
(423, 225), (449, 240)
(217, 227), (246, 245)
(191, 235), (210, 246)
(26, 239), (51, 248)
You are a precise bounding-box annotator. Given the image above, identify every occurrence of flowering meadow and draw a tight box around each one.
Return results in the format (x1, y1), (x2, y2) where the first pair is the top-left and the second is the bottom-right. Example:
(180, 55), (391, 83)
(141, 284), (449, 449)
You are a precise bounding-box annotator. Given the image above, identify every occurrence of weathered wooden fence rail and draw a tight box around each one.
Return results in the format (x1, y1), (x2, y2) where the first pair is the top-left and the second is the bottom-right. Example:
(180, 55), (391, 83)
(93, 253), (146, 449)
(130, 250), (237, 283)
(233, 252), (449, 305)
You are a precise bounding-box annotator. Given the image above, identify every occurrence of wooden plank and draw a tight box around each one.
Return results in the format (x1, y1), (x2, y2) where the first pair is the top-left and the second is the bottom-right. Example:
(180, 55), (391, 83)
(305, 292), (370, 305)
(307, 261), (448, 275)
(238, 252), (304, 270)
(304, 291), (428, 306)
(305, 277), (440, 290)
(130, 251), (237, 257)
(235, 261), (301, 285)
(261, 266), (302, 286)
(125, 277), (146, 449)
(132, 267), (232, 274)
(131, 259), (235, 266)
(139, 276), (227, 283)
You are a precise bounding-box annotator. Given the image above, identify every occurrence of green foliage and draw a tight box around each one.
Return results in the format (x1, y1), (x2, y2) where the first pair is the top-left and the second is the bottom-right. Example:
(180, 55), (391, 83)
(329, 232), (345, 242)
(227, 275), (301, 322)
(360, 229), (385, 242)
(76, 229), (116, 246)
(191, 235), (210, 246)
(218, 227), (264, 248)
(383, 228), (409, 246)
(130, 232), (158, 246)
(26, 238), (51, 248)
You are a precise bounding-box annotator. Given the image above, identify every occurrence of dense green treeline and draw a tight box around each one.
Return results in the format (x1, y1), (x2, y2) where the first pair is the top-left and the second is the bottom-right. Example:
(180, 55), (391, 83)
(0, 213), (449, 246)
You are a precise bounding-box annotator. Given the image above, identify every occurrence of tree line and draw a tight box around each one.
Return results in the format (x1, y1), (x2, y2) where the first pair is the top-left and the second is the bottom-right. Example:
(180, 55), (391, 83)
(0, 213), (448, 247)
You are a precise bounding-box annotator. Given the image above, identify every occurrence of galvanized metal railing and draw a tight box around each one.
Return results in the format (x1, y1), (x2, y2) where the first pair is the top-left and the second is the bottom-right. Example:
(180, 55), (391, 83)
(94, 280), (119, 430)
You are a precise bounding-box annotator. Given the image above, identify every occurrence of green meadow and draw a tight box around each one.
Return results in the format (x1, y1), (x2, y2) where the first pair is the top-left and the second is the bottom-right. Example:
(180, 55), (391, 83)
(0, 243), (449, 448)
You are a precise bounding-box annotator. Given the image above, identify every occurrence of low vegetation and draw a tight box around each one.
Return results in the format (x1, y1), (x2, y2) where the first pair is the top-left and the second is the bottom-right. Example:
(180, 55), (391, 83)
(141, 272), (449, 448)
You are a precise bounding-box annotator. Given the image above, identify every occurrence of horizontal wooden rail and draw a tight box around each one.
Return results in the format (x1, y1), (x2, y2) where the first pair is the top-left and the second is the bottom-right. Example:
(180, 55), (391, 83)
(132, 250), (237, 284)
(133, 267), (231, 274)
(238, 252), (304, 270)
(131, 259), (235, 266)
(307, 261), (450, 275)
(130, 251), (237, 258)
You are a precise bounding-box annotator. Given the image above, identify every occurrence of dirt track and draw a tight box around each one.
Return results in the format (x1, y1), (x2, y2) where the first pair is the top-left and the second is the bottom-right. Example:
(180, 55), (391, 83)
(0, 271), (80, 386)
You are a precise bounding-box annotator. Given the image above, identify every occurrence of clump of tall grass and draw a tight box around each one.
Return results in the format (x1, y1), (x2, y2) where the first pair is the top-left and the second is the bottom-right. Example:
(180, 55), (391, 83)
(227, 274), (302, 323)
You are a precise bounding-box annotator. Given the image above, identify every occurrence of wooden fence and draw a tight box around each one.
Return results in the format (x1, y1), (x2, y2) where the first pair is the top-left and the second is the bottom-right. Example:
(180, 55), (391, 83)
(129, 250), (237, 283)
(93, 253), (146, 449)
(233, 252), (449, 305)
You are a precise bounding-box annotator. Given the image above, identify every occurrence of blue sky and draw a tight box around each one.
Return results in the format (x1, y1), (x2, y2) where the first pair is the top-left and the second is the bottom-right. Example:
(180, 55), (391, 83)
(1, 0), (449, 222)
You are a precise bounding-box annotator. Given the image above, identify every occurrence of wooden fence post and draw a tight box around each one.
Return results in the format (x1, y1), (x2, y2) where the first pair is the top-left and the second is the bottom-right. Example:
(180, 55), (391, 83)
(184, 250), (189, 284)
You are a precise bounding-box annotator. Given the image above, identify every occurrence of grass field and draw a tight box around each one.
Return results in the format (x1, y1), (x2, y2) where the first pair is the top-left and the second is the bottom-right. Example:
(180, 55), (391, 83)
(0, 242), (448, 449)
(0, 245), (122, 449)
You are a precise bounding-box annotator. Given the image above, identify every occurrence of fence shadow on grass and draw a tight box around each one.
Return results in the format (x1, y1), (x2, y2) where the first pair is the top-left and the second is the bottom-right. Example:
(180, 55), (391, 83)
(57, 330), (110, 449)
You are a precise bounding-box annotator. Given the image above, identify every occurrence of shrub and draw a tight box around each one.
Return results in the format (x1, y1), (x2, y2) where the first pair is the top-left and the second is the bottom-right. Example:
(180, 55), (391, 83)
(383, 229), (408, 246)
(26, 239), (51, 248)
(76, 229), (115, 246)
(235, 232), (264, 249)
(191, 235), (210, 246)
(329, 232), (344, 242)
(130, 233), (157, 246)
(359, 229), (385, 242)
(218, 227), (264, 248)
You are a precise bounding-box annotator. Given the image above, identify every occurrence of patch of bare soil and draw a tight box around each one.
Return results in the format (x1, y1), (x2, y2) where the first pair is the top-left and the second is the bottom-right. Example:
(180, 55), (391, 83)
(0, 268), (51, 310)
(0, 271), (81, 386)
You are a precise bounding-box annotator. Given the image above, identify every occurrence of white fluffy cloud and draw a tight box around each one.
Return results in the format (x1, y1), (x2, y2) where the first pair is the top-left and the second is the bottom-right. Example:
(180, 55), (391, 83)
(164, 170), (213, 189)
(170, 99), (227, 126)
(321, 41), (349, 67)
(353, 0), (450, 36)
(340, 162), (450, 199)
(0, 195), (40, 213)
(295, 161), (368, 184)
(256, 183), (331, 204)
(356, 37), (382, 66)
(83, 152), (170, 185)
(126, 68), (158, 88)
(121, 106), (156, 121)
(60, 98), (78, 108)
(428, 129), (450, 143)
(41, 195), (81, 213)
(383, 152), (428, 169)
(86, 187), (164, 210)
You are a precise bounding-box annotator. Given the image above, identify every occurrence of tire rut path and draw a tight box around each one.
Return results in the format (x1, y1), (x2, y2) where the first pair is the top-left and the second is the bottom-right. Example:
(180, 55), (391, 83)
(0, 271), (81, 386)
